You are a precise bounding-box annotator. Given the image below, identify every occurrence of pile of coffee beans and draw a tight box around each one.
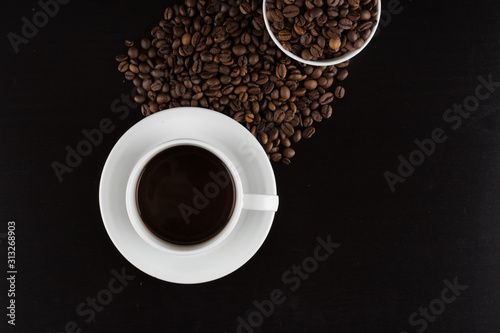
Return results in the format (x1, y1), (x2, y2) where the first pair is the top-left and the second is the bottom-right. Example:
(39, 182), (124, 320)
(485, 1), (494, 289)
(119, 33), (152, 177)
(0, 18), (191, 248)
(265, 0), (378, 61)
(116, 0), (349, 164)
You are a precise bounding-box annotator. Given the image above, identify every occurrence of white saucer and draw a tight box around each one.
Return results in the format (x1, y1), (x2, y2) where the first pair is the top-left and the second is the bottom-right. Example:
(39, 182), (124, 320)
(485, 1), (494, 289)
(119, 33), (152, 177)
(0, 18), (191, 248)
(99, 107), (278, 284)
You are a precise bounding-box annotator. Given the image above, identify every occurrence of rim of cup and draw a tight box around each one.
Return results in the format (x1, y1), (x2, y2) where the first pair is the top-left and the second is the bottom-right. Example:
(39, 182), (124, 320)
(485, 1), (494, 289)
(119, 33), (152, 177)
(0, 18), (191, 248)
(125, 138), (245, 256)
(262, 0), (382, 66)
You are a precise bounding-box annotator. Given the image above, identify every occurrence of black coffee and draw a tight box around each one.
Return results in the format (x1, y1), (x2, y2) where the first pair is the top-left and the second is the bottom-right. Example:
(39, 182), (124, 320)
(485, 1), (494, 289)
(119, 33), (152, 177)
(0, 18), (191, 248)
(136, 145), (235, 245)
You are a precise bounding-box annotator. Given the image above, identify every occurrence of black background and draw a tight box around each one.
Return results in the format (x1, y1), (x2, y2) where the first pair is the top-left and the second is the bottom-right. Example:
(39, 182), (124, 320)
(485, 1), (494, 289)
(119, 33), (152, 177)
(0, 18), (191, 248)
(1, 0), (500, 332)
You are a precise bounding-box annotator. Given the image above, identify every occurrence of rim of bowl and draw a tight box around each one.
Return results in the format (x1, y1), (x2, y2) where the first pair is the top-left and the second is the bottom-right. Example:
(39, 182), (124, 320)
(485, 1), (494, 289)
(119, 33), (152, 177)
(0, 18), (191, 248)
(262, 0), (382, 66)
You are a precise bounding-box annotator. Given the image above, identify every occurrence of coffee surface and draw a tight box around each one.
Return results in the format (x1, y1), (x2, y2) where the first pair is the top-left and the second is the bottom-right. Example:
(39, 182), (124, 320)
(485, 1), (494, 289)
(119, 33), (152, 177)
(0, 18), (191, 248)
(136, 145), (235, 245)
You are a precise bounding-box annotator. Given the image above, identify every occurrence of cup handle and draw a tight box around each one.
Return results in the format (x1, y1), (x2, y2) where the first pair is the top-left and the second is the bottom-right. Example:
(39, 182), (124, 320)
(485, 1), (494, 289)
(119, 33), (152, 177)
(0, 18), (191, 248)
(242, 194), (279, 212)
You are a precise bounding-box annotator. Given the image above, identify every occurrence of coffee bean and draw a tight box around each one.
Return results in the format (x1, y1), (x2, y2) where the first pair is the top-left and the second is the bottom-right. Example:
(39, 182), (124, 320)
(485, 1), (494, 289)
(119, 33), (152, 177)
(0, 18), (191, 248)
(303, 80), (318, 90)
(128, 47), (139, 59)
(252, 17), (265, 31)
(151, 80), (163, 91)
(276, 64), (287, 80)
(164, 7), (174, 20)
(293, 24), (306, 35)
(206, 78), (220, 86)
(156, 93), (169, 104)
(142, 78), (152, 91)
(317, 36), (326, 49)
(319, 92), (334, 105)
(147, 90), (156, 101)
(311, 110), (323, 122)
(300, 33), (313, 47)
(319, 105), (331, 119)
(360, 9), (371, 21)
(226, 21), (239, 34)
(115, 54), (128, 62)
(118, 61), (129, 72)
(301, 49), (313, 60)
(232, 45), (247, 57)
(192, 59), (202, 73)
(248, 87), (261, 95)
(124, 71), (135, 80)
(132, 77), (142, 88)
(336, 69), (349, 81)
(241, 32), (251, 45)
(192, 92), (203, 100)
(282, 147), (295, 158)
(131, 63), (141, 74)
(281, 123), (294, 137)
(292, 129), (302, 143)
(239, 2), (251, 15)
(270, 9), (284, 22)
(271, 153), (282, 162)
(140, 38), (151, 50)
(181, 33), (191, 46)
(310, 8), (323, 19)
(245, 113), (255, 123)
(347, 30), (358, 43)
(204, 63), (219, 73)
(259, 132), (269, 145)
(309, 44), (323, 58)
(278, 30), (292, 41)
(334, 86), (345, 99)
(354, 38), (365, 49)
(233, 111), (245, 122)
(281, 137), (291, 147)
(283, 5), (300, 18)
(141, 104), (151, 116)
(274, 109), (286, 123)
(149, 101), (159, 113)
(358, 21), (373, 32)
(302, 126), (316, 138)
(139, 63), (151, 74)
(339, 18), (353, 30)
(134, 94), (146, 104)
(280, 86), (291, 100)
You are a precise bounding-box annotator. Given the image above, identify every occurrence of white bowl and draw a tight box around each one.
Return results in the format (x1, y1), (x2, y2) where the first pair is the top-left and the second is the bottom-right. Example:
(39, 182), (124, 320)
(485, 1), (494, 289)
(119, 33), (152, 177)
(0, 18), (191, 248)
(262, 0), (382, 66)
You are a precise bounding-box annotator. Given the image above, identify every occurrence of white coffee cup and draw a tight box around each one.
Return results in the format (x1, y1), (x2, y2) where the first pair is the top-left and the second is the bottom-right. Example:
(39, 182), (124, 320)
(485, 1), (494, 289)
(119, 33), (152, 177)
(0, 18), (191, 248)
(125, 138), (279, 256)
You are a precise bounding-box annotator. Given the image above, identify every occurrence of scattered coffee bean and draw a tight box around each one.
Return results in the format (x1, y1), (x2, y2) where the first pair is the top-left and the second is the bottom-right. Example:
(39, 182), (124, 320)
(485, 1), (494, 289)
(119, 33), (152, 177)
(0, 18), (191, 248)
(319, 92), (334, 105)
(115, 54), (128, 62)
(271, 153), (282, 162)
(282, 147), (295, 159)
(302, 126), (316, 139)
(336, 69), (349, 81)
(281, 123), (295, 137)
(334, 86), (345, 99)
(124, 71), (135, 80)
(118, 0), (349, 164)
(118, 61), (129, 72)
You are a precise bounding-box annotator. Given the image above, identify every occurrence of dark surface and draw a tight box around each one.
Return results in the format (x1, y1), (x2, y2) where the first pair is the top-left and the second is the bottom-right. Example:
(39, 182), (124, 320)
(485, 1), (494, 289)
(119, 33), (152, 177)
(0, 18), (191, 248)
(1, 0), (500, 332)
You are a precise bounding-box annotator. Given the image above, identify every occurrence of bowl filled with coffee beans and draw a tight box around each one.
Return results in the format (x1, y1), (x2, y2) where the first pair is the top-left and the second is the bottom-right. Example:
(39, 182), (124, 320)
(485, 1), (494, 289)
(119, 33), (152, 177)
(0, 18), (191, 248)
(263, 0), (381, 66)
